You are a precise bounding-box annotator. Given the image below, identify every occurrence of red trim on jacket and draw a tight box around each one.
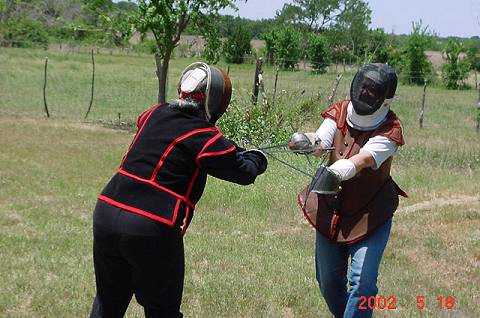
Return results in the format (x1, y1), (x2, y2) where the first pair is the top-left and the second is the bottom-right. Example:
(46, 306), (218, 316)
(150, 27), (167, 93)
(376, 120), (405, 145)
(180, 133), (235, 234)
(136, 103), (160, 128)
(116, 168), (195, 207)
(121, 104), (160, 167)
(322, 100), (405, 144)
(197, 146), (236, 159)
(330, 213), (340, 239)
(321, 100), (350, 135)
(185, 132), (223, 204)
(150, 127), (219, 181)
(97, 194), (176, 226)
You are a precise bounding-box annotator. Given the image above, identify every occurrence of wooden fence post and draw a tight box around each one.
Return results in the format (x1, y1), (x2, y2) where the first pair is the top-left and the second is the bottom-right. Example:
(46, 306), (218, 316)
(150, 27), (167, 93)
(328, 74), (343, 105)
(84, 49), (96, 119)
(43, 57), (50, 118)
(252, 58), (263, 105)
(272, 68), (279, 108)
(476, 87), (480, 133)
(419, 81), (427, 128)
(475, 70), (478, 90)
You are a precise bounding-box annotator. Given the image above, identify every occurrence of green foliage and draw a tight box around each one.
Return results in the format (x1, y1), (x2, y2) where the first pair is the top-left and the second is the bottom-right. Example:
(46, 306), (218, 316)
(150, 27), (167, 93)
(97, 9), (135, 48)
(263, 26), (301, 69)
(277, 0), (342, 32)
(197, 16), (224, 64)
(218, 91), (314, 146)
(1, 18), (49, 48)
(215, 15), (274, 39)
(262, 28), (278, 65)
(83, 0), (240, 102)
(323, 28), (354, 64)
(133, 37), (157, 54)
(441, 40), (470, 89)
(223, 24), (252, 64)
(385, 44), (403, 68)
(365, 28), (390, 63)
(335, 0), (372, 59)
(400, 21), (433, 85)
(305, 33), (330, 73)
(465, 44), (480, 72)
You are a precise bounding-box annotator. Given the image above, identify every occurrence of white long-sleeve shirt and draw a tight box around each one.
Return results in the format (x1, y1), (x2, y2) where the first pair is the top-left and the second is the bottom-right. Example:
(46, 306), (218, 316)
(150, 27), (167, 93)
(315, 118), (399, 169)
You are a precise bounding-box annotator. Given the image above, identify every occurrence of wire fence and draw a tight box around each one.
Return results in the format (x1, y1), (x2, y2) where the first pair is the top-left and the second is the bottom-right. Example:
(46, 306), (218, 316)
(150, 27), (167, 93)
(1, 48), (479, 133)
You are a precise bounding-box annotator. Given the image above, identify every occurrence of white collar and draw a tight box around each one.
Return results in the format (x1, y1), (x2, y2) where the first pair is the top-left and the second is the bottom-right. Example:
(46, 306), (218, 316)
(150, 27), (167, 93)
(346, 99), (392, 131)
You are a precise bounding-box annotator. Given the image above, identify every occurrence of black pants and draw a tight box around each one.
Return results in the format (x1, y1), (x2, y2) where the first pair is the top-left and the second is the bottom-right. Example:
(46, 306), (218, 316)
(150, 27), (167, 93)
(90, 200), (184, 318)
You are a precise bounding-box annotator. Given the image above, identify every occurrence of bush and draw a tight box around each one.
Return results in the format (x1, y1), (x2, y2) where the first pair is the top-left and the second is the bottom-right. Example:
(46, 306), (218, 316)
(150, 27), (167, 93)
(306, 33), (330, 73)
(223, 25), (252, 64)
(465, 44), (480, 72)
(262, 26), (301, 70)
(1, 18), (49, 49)
(366, 28), (390, 63)
(133, 38), (157, 54)
(400, 21), (433, 85)
(441, 40), (470, 89)
(218, 89), (320, 146)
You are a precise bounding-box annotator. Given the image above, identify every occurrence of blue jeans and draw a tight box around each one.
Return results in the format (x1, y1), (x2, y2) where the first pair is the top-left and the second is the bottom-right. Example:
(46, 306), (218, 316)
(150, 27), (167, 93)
(315, 219), (392, 318)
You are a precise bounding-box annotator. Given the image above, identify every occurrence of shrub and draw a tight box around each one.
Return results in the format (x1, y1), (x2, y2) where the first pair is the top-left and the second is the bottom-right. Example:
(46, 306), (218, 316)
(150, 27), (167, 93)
(1, 18), (49, 49)
(218, 89), (320, 146)
(441, 39), (470, 89)
(274, 26), (301, 69)
(223, 24), (252, 64)
(306, 33), (330, 73)
(400, 21), (433, 85)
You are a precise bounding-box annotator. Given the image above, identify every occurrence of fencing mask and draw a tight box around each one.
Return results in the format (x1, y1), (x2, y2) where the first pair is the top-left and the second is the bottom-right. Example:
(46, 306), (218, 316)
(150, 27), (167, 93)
(350, 63), (393, 116)
(178, 62), (232, 123)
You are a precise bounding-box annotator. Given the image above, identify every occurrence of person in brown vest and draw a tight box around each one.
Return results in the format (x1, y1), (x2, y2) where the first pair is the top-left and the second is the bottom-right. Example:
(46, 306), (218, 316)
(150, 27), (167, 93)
(89, 62), (268, 318)
(290, 63), (406, 318)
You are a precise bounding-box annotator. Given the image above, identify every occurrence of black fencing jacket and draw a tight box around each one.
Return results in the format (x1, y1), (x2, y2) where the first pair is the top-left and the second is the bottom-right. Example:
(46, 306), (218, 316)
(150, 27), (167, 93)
(98, 103), (261, 234)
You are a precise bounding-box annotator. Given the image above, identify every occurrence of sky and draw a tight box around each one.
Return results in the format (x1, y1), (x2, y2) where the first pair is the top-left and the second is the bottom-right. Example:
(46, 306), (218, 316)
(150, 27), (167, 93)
(221, 0), (480, 38)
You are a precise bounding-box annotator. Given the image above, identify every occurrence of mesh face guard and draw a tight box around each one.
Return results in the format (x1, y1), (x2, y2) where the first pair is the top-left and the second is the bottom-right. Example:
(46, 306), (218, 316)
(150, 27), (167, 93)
(178, 62), (232, 123)
(350, 64), (390, 115)
(378, 63), (398, 99)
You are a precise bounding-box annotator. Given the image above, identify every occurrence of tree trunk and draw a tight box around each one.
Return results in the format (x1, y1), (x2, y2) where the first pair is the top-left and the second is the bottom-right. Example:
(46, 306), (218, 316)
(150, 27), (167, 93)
(155, 51), (171, 104)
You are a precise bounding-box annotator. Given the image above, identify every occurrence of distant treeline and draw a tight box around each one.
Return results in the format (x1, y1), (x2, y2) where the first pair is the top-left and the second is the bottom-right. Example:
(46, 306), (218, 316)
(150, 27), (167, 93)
(1, 0), (478, 50)
(1, 0), (479, 90)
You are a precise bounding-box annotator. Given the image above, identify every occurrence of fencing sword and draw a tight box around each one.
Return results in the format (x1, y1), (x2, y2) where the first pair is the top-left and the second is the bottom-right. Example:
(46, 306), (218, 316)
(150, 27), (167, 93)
(257, 142), (334, 176)
(257, 143), (335, 209)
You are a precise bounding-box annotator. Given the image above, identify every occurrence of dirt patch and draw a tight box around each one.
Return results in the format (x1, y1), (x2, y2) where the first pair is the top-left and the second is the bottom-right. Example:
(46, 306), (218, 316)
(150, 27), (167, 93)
(397, 195), (480, 214)
(0, 113), (133, 134)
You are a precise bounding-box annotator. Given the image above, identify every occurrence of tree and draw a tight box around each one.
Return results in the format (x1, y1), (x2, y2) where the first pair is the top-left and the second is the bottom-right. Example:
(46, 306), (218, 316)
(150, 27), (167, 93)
(335, 0), (371, 60)
(262, 28), (279, 65)
(279, 0), (342, 33)
(441, 39), (470, 89)
(466, 44), (480, 73)
(98, 6), (135, 48)
(364, 28), (394, 64)
(275, 0), (370, 35)
(401, 21), (433, 85)
(264, 26), (301, 69)
(86, 0), (242, 103)
(223, 24), (252, 64)
(275, 3), (304, 29)
(306, 32), (330, 73)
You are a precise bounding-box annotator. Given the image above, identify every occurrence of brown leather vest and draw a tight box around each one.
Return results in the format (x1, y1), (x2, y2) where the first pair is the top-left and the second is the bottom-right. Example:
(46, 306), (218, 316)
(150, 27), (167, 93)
(298, 100), (406, 243)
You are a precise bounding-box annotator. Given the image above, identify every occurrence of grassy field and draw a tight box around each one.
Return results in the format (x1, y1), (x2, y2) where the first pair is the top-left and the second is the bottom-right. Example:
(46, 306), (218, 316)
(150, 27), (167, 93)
(1, 48), (479, 317)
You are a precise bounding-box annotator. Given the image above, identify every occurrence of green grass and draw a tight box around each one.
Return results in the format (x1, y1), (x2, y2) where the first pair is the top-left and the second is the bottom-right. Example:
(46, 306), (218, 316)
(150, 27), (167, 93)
(1, 48), (479, 317)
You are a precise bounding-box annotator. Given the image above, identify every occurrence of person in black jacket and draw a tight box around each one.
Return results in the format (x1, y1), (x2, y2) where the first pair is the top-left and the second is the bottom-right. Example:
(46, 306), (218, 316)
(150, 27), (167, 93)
(89, 62), (267, 318)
